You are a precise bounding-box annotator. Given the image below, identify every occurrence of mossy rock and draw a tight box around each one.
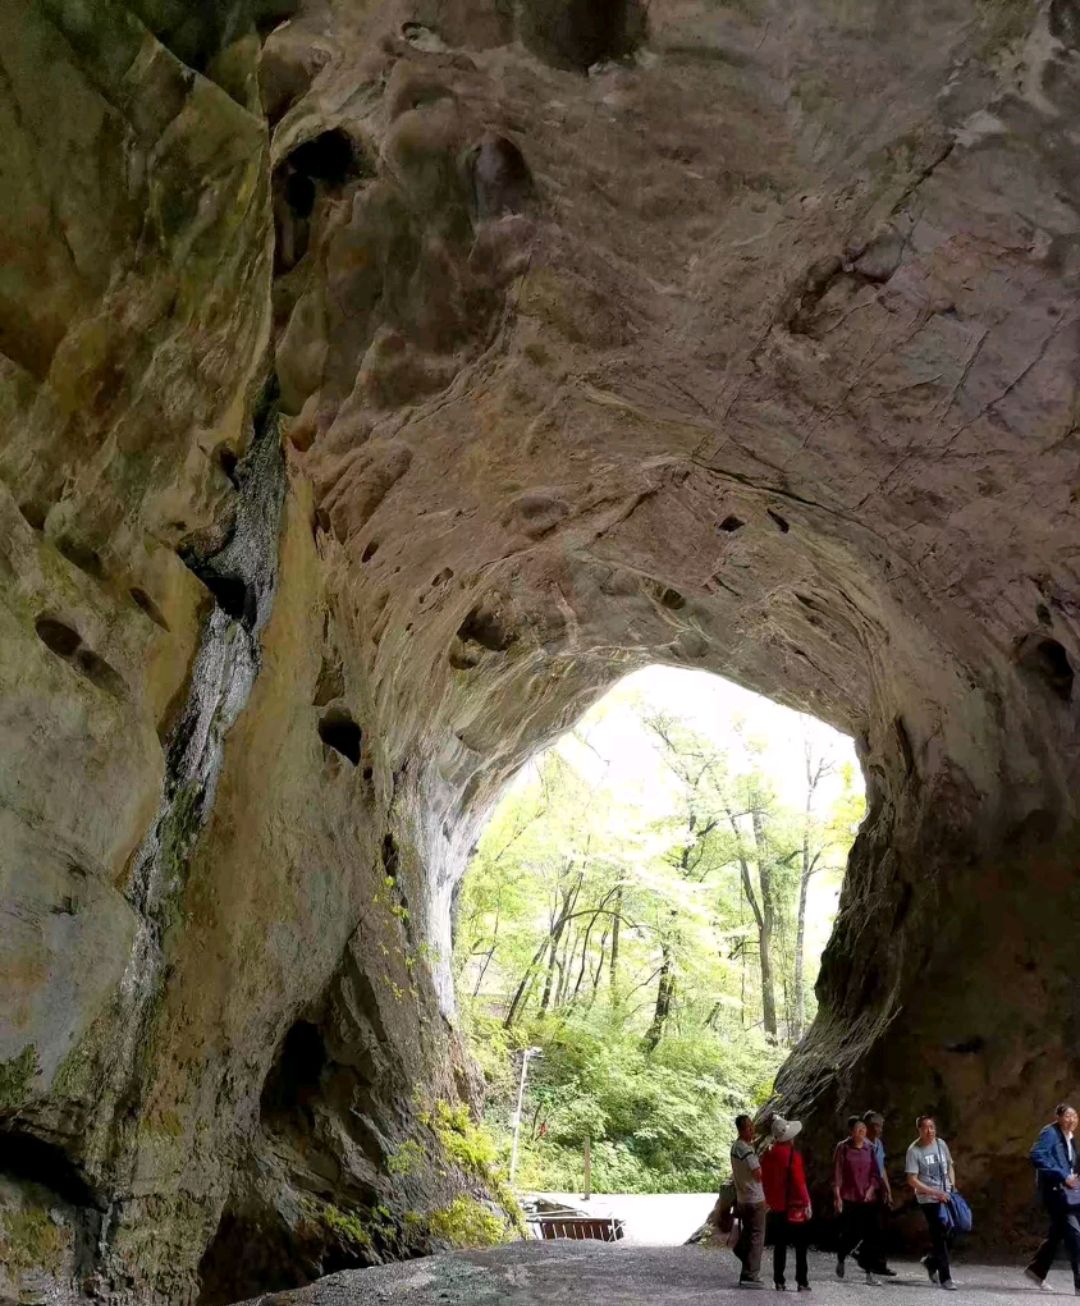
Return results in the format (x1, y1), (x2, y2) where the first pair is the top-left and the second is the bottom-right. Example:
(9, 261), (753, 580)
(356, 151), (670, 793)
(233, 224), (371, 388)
(0, 1045), (39, 1109)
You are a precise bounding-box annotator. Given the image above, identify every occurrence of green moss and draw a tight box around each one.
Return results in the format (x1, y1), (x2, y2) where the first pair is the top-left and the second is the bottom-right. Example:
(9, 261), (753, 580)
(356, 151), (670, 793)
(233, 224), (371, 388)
(0, 1045), (39, 1108)
(387, 1139), (425, 1178)
(427, 1196), (507, 1248)
(0, 1205), (68, 1274)
(975, 0), (1036, 57)
(430, 1101), (526, 1236)
(320, 1203), (374, 1252)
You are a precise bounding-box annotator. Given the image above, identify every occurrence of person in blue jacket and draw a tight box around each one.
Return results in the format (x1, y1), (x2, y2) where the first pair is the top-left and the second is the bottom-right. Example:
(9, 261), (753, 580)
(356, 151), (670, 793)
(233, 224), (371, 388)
(1025, 1103), (1080, 1293)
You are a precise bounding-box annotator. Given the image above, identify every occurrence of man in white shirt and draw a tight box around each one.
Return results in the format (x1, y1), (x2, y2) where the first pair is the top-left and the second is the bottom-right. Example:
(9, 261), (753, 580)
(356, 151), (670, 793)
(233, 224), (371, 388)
(731, 1113), (766, 1289)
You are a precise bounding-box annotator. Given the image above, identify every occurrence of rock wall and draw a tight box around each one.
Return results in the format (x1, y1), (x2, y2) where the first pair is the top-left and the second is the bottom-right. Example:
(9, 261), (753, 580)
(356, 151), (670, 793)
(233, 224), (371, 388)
(0, 0), (1078, 1299)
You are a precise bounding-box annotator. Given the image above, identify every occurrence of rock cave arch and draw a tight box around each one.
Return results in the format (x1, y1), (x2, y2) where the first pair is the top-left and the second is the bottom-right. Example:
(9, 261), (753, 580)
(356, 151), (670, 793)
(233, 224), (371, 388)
(0, 0), (1077, 1300)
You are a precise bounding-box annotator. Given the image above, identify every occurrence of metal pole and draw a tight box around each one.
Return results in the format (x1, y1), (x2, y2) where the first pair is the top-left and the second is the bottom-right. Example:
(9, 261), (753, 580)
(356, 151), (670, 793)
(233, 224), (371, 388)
(508, 1049), (532, 1186)
(583, 1133), (591, 1201)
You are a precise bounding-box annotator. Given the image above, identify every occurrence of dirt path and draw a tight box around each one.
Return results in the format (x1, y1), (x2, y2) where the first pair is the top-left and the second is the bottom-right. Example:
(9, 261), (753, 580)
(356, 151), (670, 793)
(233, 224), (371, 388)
(236, 1246), (1060, 1304)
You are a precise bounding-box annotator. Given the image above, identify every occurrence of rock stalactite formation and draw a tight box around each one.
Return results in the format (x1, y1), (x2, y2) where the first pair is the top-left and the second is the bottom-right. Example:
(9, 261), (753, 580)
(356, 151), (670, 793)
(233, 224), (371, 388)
(0, 0), (1078, 1300)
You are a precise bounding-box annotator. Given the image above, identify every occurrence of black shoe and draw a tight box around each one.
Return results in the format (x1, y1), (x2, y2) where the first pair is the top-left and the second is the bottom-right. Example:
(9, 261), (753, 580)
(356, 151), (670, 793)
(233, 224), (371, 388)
(797, 1285), (812, 1293)
(875, 1266), (897, 1278)
(835, 1258), (845, 1280)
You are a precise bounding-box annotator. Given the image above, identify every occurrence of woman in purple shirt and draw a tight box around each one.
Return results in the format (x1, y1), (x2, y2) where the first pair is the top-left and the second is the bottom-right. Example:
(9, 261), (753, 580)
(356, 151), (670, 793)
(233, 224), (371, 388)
(834, 1115), (883, 1285)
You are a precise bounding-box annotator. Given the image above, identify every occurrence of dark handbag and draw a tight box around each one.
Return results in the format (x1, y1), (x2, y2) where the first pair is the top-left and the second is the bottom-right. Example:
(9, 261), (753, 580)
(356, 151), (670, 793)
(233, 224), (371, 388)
(718, 1180), (737, 1233)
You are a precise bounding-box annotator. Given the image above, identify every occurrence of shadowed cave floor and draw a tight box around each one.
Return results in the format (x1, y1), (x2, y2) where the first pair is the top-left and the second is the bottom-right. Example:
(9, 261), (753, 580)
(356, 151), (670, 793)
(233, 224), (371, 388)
(234, 1245), (1061, 1304)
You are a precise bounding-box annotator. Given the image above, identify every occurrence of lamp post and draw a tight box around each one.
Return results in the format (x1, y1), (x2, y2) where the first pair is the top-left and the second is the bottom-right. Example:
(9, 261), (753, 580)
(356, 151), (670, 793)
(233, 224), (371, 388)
(508, 1046), (542, 1187)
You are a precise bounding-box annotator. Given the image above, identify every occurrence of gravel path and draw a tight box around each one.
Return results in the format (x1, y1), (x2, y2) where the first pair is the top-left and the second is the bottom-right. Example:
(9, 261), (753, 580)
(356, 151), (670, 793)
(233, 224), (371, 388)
(235, 1245), (1066, 1305)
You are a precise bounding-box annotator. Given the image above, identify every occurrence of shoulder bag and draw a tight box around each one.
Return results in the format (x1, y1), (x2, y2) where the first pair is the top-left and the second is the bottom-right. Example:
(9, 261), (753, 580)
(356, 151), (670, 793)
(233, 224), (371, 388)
(937, 1143), (973, 1233)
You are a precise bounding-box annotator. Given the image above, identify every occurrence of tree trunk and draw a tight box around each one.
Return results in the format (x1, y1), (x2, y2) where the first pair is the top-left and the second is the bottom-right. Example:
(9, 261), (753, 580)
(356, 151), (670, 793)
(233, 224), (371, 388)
(751, 805), (778, 1038)
(643, 942), (676, 1050)
(609, 886), (622, 988)
(504, 935), (550, 1028)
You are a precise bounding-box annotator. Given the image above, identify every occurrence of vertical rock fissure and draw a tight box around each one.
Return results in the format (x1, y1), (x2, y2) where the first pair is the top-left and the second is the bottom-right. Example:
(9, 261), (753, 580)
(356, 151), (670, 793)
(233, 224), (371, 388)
(92, 377), (286, 1270)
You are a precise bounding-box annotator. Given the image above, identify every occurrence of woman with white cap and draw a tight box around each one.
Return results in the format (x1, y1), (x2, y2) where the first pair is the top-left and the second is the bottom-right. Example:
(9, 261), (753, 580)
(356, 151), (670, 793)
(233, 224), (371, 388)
(761, 1115), (813, 1291)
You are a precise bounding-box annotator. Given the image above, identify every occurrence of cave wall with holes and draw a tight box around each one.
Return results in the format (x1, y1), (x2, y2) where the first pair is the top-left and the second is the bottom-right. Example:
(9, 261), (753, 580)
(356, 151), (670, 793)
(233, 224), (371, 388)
(1, 0), (1079, 1300)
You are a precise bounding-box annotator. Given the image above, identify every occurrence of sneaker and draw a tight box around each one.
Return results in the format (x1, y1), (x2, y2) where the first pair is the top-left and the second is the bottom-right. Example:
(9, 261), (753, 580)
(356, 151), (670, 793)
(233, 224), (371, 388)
(835, 1258), (845, 1280)
(921, 1255), (939, 1285)
(865, 1272), (882, 1286)
(876, 1267), (898, 1278)
(773, 1285), (786, 1292)
(797, 1287), (812, 1293)
(1025, 1269), (1052, 1292)
(941, 1280), (957, 1291)
(738, 1280), (765, 1290)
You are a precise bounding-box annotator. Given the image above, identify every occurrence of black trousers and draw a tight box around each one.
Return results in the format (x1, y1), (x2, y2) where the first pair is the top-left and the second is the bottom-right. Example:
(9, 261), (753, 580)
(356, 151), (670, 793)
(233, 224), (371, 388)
(837, 1200), (878, 1270)
(1027, 1197), (1080, 1287)
(921, 1203), (952, 1284)
(768, 1212), (809, 1288)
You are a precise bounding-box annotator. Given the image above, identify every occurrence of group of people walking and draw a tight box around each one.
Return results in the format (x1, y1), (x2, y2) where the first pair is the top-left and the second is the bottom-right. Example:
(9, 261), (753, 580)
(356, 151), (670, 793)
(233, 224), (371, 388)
(727, 1103), (1080, 1292)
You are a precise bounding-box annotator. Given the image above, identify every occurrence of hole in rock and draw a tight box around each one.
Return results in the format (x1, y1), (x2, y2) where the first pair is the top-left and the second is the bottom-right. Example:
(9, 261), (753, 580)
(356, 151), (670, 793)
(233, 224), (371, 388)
(767, 508), (790, 533)
(361, 539), (379, 563)
(455, 665), (864, 1193)
(56, 536), (105, 578)
(196, 1208), (312, 1306)
(469, 134), (536, 220)
(261, 1021), (328, 1122)
(130, 587), (171, 631)
(74, 647), (126, 696)
(18, 500), (48, 530)
(456, 603), (516, 652)
(318, 708), (362, 765)
(273, 130), (369, 274)
(36, 616), (82, 659)
(182, 561), (258, 628)
(0, 1129), (100, 1209)
(1017, 634), (1074, 702)
(382, 833), (400, 880)
(718, 515), (745, 533)
(288, 130), (363, 189)
(216, 446), (241, 489)
(520, 0), (647, 71)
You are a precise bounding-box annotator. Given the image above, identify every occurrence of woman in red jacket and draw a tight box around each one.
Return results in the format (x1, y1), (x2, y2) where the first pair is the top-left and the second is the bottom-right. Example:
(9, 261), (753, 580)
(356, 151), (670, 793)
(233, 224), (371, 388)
(761, 1115), (813, 1291)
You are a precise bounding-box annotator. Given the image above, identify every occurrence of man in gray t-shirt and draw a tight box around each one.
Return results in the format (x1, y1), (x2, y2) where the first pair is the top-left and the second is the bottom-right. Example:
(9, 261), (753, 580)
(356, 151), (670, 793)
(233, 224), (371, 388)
(905, 1136), (954, 1203)
(731, 1113), (766, 1285)
(905, 1116), (957, 1290)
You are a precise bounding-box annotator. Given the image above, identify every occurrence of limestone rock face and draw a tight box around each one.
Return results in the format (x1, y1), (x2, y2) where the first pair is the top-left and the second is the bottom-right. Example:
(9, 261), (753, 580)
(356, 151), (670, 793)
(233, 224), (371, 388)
(0, 0), (1078, 1299)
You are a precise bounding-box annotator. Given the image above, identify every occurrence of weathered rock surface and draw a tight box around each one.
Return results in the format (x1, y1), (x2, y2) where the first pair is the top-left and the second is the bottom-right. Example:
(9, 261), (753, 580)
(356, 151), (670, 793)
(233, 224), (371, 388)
(1, 0), (1078, 1301)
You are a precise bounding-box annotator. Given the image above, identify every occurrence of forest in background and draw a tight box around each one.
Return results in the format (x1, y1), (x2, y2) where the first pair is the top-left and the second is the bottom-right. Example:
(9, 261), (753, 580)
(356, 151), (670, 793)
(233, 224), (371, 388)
(453, 702), (864, 1194)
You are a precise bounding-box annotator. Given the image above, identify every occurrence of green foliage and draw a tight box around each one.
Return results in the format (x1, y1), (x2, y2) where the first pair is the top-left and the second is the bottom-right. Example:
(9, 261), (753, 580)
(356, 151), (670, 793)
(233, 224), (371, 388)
(426, 1196), (508, 1248)
(455, 687), (862, 1192)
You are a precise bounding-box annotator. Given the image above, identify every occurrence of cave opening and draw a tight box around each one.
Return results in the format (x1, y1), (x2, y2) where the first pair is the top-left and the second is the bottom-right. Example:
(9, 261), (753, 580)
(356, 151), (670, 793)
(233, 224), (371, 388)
(452, 664), (864, 1202)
